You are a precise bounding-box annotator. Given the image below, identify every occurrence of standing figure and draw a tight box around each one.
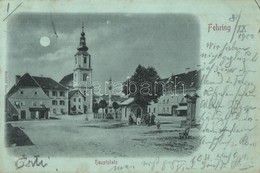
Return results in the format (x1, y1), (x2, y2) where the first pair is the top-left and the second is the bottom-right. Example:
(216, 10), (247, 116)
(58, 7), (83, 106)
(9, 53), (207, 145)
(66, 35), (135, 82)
(151, 113), (156, 125)
(156, 120), (161, 129)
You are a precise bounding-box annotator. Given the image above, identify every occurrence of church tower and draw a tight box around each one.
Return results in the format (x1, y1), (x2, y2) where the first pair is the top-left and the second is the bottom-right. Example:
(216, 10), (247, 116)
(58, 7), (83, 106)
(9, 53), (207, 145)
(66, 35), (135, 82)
(73, 25), (93, 114)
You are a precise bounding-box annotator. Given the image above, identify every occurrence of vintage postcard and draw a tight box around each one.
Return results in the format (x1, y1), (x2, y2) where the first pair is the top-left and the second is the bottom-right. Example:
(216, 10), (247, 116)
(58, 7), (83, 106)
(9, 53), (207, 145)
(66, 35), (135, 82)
(0, 0), (259, 173)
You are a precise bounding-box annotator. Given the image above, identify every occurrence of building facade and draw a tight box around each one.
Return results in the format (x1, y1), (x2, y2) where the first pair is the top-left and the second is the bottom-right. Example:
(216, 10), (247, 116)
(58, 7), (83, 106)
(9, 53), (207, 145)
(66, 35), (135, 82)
(68, 90), (86, 114)
(6, 73), (68, 120)
(147, 70), (201, 117)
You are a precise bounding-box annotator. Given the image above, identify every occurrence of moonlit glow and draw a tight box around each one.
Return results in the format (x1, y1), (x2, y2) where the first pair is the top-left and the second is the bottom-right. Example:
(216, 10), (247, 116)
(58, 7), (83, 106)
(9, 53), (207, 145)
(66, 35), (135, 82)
(40, 36), (50, 47)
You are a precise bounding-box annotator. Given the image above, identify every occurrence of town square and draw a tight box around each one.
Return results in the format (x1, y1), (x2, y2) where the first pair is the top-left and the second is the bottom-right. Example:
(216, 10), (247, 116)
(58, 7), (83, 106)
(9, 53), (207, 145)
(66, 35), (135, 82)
(5, 13), (201, 157)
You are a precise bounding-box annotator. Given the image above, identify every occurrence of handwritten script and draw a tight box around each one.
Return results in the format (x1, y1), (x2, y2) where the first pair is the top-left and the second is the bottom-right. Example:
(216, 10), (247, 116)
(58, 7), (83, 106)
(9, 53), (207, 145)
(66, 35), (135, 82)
(107, 12), (258, 173)
(15, 155), (48, 170)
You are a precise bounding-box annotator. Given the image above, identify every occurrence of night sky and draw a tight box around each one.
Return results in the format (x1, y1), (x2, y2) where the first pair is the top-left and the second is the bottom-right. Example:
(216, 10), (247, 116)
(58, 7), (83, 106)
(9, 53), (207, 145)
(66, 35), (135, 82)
(7, 13), (200, 91)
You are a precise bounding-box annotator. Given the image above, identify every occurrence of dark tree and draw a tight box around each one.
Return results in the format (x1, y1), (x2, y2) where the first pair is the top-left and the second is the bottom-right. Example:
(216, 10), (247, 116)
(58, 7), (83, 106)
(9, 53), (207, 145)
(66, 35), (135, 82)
(112, 102), (120, 118)
(122, 65), (163, 108)
(99, 100), (108, 118)
(112, 102), (119, 110)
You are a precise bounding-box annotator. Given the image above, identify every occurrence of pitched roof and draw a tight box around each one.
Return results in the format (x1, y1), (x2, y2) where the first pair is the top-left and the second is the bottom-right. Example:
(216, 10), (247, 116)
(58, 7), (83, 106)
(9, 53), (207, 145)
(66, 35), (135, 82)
(68, 90), (85, 99)
(161, 70), (201, 90)
(119, 97), (135, 105)
(6, 73), (68, 97)
(60, 73), (73, 87)
(6, 73), (39, 97)
(33, 76), (68, 90)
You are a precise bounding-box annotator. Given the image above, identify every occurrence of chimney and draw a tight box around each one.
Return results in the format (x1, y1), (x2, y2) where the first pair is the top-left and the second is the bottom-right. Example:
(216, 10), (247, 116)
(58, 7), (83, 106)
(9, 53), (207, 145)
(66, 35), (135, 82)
(15, 75), (21, 84)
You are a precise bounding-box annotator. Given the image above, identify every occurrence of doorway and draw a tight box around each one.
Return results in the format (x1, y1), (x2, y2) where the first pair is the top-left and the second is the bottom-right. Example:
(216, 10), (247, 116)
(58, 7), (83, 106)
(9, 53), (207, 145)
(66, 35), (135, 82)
(136, 107), (142, 118)
(21, 110), (26, 119)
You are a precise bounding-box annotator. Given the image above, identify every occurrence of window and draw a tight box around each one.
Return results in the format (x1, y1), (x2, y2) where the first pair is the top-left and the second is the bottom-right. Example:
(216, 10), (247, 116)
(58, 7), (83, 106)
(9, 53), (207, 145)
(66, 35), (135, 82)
(163, 107), (165, 113)
(78, 98), (81, 102)
(52, 100), (57, 105)
(75, 57), (77, 64)
(74, 98), (76, 102)
(60, 91), (65, 97)
(35, 91), (38, 95)
(20, 91), (23, 94)
(154, 108), (156, 113)
(60, 100), (65, 105)
(20, 101), (25, 106)
(52, 91), (57, 96)
(148, 108), (151, 113)
(167, 99), (169, 104)
(163, 100), (165, 104)
(53, 109), (56, 114)
(84, 97), (86, 101)
(14, 101), (20, 108)
(78, 105), (81, 109)
(83, 73), (88, 81)
(32, 101), (37, 106)
(84, 57), (87, 63)
(167, 107), (169, 113)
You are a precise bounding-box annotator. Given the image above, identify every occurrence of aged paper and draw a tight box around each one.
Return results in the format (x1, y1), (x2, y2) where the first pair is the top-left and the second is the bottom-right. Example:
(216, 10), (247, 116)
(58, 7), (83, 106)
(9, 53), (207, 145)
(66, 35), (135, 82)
(0, 0), (259, 173)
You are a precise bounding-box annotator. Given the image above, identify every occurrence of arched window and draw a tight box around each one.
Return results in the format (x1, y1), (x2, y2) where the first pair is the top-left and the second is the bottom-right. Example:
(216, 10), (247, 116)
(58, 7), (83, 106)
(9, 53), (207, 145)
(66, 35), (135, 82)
(83, 73), (88, 81)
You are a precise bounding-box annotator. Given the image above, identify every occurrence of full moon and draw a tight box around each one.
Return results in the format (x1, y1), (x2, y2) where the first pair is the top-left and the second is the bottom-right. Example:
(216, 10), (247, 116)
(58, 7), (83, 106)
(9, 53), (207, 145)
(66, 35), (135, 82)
(40, 36), (50, 47)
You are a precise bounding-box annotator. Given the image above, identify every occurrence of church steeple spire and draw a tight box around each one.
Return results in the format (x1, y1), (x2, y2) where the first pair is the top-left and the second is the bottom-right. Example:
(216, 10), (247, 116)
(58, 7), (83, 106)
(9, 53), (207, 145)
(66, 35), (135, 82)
(77, 24), (88, 51)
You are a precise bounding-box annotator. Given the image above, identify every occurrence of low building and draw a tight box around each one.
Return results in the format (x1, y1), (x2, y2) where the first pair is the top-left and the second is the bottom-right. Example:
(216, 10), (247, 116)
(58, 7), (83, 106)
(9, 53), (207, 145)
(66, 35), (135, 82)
(68, 90), (86, 114)
(6, 73), (68, 120)
(147, 70), (201, 117)
(120, 97), (144, 121)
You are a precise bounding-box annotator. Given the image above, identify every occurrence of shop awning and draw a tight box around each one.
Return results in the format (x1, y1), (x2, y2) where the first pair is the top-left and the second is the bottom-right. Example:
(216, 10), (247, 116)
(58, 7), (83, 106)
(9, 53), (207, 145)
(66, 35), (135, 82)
(176, 106), (187, 111)
(29, 107), (50, 111)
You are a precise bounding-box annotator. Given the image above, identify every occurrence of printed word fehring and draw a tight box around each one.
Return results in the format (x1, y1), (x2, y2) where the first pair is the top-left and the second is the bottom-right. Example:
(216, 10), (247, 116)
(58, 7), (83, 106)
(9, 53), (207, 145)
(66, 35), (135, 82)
(208, 24), (231, 33)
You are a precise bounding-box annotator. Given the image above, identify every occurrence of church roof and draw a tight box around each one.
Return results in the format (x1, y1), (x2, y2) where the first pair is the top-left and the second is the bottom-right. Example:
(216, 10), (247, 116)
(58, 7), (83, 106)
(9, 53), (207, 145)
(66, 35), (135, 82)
(7, 73), (68, 97)
(60, 73), (73, 87)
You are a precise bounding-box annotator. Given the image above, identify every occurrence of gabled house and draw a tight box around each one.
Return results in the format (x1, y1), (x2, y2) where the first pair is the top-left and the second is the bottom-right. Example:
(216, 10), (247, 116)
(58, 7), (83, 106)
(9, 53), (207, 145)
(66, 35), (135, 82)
(6, 73), (68, 120)
(68, 90), (86, 114)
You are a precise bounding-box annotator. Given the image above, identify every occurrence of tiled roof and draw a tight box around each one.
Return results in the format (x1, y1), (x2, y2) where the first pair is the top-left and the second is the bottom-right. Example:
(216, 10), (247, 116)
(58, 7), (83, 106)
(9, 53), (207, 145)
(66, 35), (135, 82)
(161, 70), (201, 90)
(60, 73), (73, 87)
(6, 73), (68, 97)
(33, 76), (68, 90)
(6, 73), (39, 97)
